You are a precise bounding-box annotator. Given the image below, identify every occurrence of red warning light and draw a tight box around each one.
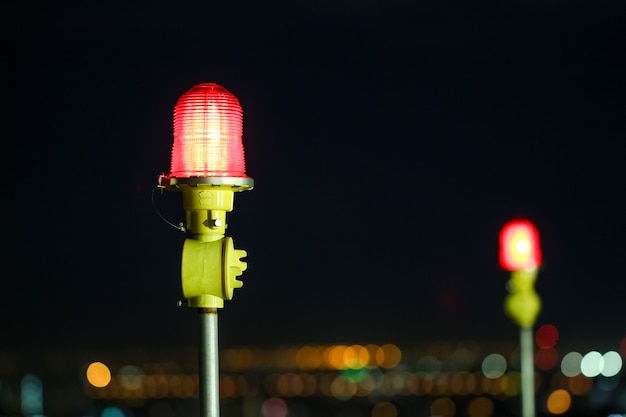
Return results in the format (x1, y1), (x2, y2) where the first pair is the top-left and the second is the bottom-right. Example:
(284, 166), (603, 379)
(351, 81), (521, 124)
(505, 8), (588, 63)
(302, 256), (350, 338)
(535, 324), (559, 349)
(534, 347), (559, 371)
(499, 219), (541, 271)
(169, 83), (248, 178)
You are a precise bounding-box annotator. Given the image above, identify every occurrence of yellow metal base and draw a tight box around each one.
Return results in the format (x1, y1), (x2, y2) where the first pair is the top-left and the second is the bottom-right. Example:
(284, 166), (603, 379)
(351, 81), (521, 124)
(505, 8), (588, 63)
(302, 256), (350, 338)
(157, 175), (252, 309)
(181, 237), (247, 309)
(504, 269), (541, 328)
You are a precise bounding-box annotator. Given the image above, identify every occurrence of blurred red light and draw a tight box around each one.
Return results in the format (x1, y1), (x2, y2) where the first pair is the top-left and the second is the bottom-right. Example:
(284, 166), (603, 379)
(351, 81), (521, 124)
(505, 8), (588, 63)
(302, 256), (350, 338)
(169, 83), (248, 178)
(499, 219), (541, 270)
(535, 347), (559, 371)
(535, 324), (559, 349)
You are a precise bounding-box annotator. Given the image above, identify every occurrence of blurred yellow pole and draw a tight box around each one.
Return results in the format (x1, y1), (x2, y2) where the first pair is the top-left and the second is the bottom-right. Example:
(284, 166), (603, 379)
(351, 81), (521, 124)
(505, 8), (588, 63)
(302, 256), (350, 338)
(505, 269), (541, 417)
(520, 326), (535, 417)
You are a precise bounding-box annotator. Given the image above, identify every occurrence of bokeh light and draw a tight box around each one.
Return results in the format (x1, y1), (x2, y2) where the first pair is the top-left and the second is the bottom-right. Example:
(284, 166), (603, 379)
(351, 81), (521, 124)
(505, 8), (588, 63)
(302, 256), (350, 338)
(118, 365), (144, 390)
(581, 351), (604, 377)
(221, 375), (237, 398)
(600, 351), (622, 377)
(597, 374), (620, 392)
(330, 374), (357, 400)
(222, 347), (254, 371)
(546, 389), (571, 414)
(467, 396), (494, 417)
(87, 362), (112, 388)
(481, 353), (507, 379)
(325, 345), (347, 369)
(261, 397), (288, 417)
(452, 342), (479, 370)
(21, 374), (43, 416)
(377, 344), (402, 369)
(499, 219), (541, 270)
(344, 345), (369, 370)
(566, 374), (593, 396)
(535, 348), (559, 371)
(430, 397), (455, 417)
(501, 371), (521, 396)
(273, 372), (316, 397)
(450, 372), (471, 395)
(535, 324), (559, 349)
(101, 406), (127, 417)
(295, 345), (323, 370)
(8, 341), (623, 415)
(342, 367), (369, 384)
(372, 401), (397, 417)
(560, 352), (582, 377)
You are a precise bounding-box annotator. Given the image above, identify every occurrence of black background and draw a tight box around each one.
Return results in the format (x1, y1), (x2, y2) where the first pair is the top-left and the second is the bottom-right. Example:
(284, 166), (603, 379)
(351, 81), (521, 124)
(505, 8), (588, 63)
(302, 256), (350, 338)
(4, 1), (625, 352)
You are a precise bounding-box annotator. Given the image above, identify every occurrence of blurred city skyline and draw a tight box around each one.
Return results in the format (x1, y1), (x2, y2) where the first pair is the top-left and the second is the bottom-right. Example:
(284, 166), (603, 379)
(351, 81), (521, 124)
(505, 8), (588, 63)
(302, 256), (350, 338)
(2, 328), (625, 416)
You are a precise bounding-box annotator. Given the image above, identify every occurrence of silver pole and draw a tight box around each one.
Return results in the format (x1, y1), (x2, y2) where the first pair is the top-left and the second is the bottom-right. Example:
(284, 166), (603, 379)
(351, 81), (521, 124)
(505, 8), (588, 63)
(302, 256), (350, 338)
(520, 326), (535, 417)
(199, 308), (220, 417)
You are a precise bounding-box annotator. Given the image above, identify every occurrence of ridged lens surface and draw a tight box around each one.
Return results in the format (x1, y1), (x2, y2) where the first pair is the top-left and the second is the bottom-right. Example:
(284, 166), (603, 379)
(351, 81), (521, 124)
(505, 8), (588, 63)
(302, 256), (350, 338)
(170, 83), (247, 178)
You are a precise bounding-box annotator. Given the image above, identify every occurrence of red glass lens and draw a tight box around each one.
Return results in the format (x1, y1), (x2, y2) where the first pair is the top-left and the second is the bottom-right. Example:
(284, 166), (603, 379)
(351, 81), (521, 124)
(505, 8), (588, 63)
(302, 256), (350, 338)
(499, 219), (542, 270)
(170, 83), (247, 178)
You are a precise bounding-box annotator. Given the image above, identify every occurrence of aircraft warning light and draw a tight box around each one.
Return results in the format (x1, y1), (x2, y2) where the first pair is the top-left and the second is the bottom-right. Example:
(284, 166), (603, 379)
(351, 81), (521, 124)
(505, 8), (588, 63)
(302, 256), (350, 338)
(499, 219), (541, 271)
(169, 83), (248, 179)
(156, 81), (254, 417)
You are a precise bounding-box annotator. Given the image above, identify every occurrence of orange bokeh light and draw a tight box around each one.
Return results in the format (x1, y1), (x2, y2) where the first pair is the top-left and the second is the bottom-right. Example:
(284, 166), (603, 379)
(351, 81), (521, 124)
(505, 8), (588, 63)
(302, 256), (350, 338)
(86, 362), (111, 388)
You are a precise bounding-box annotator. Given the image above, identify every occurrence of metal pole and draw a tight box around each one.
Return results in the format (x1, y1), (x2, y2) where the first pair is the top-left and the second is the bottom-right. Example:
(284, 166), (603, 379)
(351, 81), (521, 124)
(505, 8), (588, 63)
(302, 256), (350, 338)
(520, 326), (535, 417)
(199, 308), (220, 417)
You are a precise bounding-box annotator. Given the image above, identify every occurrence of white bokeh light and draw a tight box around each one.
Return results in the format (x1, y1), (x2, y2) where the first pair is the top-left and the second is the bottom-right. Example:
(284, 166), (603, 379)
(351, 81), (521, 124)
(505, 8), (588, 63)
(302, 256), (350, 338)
(561, 351), (583, 377)
(581, 351), (604, 377)
(118, 365), (144, 390)
(482, 353), (507, 379)
(601, 351), (623, 377)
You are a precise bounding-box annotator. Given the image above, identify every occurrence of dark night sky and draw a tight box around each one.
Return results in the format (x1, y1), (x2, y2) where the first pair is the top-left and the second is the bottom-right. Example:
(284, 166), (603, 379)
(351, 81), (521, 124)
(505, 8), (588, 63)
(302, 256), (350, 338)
(3, 1), (625, 353)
